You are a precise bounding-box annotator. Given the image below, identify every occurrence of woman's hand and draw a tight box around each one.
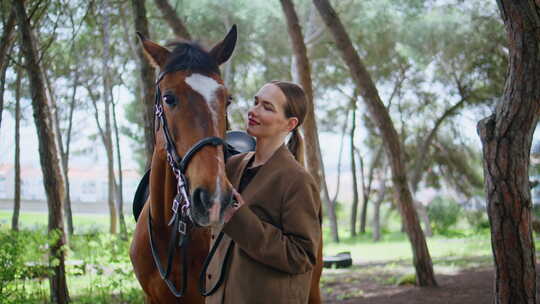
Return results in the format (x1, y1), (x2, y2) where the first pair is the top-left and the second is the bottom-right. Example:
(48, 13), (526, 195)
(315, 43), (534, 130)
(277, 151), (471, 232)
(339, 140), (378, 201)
(224, 188), (245, 223)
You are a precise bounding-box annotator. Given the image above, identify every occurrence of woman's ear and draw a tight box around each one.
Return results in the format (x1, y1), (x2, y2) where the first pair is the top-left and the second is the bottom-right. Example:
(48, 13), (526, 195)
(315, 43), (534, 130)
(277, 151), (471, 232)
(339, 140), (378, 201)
(286, 117), (299, 133)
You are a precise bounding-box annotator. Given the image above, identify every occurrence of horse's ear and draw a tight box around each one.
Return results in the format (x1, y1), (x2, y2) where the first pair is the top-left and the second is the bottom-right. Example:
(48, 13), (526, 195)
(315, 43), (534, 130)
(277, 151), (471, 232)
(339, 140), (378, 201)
(209, 25), (237, 65)
(136, 32), (170, 68)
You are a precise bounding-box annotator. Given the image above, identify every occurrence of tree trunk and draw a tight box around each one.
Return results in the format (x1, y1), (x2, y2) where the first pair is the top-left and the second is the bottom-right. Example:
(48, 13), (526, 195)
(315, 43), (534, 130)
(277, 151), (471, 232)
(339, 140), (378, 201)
(313, 0), (437, 286)
(102, 0), (118, 234)
(45, 58), (75, 238)
(280, 0), (338, 242)
(477, 1), (539, 302)
(131, 0), (156, 167)
(14, 1), (70, 302)
(358, 145), (383, 234)
(357, 151), (367, 234)
(11, 67), (21, 232)
(349, 101), (359, 237)
(331, 106), (350, 204)
(415, 201), (432, 237)
(0, 8), (15, 131)
(62, 71), (78, 236)
(373, 177), (387, 242)
(153, 0), (191, 40)
(112, 94), (127, 239)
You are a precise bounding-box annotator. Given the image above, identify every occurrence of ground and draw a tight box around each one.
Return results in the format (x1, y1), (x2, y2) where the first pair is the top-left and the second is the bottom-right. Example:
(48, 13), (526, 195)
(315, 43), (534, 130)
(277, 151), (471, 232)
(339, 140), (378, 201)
(321, 256), (539, 303)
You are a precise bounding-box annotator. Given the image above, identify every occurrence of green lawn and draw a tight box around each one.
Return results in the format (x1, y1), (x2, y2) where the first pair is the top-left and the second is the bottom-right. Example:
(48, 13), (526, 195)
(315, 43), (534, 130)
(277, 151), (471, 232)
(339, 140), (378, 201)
(0, 211), (135, 234)
(323, 232), (493, 263)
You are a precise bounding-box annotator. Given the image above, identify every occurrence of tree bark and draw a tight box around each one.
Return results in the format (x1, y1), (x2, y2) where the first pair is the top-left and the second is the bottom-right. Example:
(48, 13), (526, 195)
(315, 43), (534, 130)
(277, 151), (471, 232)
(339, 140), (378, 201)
(101, 0), (118, 234)
(131, 0), (156, 167)
(45, 59), (75, 238)
(477, 1), (539, 302)
(14, 1), (70, 302)
(153, 0), (191, 40)
(0, 8), (15, 131)
(280, 0), (338, 243)
(11, 67), (21, 232)
(349, 101), (359, 237)
(313, 0), (437, 286)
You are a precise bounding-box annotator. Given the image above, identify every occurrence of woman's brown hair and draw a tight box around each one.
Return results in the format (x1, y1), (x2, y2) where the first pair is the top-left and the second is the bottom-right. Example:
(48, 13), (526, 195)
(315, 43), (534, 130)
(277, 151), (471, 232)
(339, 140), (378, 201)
(271, 80), (307, 166)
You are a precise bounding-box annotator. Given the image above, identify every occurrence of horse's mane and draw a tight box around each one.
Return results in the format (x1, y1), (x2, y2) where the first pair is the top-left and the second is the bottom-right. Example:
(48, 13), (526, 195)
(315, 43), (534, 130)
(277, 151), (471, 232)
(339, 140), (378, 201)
(163, 42), (220, 75)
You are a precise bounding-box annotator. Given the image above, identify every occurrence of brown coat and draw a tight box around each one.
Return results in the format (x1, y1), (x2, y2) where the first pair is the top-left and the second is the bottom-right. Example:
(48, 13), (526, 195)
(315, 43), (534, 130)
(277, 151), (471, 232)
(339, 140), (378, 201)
(205, 145), (321, 304)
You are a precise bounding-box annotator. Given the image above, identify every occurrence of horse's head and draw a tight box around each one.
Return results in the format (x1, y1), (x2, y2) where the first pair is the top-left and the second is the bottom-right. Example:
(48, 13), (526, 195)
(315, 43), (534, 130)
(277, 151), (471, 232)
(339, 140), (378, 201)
(138, 26), (237, 227)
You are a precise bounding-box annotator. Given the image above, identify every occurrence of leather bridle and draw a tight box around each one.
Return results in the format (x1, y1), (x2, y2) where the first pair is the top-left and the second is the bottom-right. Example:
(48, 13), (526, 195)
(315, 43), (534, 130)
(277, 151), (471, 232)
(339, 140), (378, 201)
(147, 71), (229, 297)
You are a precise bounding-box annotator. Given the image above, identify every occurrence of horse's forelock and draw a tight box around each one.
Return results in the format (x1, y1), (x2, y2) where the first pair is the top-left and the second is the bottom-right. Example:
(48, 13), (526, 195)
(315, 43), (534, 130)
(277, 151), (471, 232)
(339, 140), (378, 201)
(163, 42), (220, 76)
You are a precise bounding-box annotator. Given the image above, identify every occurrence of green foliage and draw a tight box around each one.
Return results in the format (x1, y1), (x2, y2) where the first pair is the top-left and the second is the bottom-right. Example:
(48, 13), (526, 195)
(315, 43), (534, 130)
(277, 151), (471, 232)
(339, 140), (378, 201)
(0, 230), (50, 303)
(465, 210), (490, 232)
(0, 226), (143, 303)
(427, 197), (462, 234)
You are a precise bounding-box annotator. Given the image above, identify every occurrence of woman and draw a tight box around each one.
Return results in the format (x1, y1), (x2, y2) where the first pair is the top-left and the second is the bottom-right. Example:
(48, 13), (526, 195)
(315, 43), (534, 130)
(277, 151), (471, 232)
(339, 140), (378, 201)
(205, 81), (321, 304)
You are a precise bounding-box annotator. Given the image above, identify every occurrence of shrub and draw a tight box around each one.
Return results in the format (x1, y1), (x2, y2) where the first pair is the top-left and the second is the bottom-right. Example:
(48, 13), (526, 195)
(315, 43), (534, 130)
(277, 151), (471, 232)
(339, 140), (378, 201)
(427, 197), (462, 234)
(465, 210), (490, 232)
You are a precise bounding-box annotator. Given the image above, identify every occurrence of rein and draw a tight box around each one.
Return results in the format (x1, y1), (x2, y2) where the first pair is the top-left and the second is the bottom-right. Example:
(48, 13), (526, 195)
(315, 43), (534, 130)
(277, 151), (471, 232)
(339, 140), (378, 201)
(148, 71), (227, 298)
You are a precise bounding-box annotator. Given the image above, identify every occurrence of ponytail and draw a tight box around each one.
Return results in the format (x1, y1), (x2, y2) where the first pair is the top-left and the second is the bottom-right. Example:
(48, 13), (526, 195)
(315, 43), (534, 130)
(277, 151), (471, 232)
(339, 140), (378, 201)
(287, 128), (305, 167)
(271, 80), (308, 167)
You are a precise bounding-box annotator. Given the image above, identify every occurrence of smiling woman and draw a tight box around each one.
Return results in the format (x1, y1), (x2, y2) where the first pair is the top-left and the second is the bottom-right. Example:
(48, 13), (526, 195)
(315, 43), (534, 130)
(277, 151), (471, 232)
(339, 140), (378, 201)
(204, 81), (323, 304)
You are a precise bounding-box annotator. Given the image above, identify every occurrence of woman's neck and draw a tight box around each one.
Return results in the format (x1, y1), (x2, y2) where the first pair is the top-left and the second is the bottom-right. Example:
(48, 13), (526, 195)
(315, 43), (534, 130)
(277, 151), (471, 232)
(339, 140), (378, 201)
(252, 135), (285, 167)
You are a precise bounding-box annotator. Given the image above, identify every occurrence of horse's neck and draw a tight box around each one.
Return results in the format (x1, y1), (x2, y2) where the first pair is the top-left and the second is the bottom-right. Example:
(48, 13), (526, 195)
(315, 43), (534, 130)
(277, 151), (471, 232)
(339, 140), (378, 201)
(149, 148), (176, 227)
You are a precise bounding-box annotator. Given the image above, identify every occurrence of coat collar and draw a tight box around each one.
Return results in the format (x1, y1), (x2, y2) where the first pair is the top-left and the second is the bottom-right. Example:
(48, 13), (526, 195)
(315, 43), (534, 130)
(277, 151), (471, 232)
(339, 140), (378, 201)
(232, 144), (292, 191)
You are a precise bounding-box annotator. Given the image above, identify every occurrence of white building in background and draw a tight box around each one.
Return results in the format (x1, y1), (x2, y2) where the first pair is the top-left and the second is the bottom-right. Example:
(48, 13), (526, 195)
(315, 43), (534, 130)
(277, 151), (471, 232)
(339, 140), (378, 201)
(0, 163), (141, 205)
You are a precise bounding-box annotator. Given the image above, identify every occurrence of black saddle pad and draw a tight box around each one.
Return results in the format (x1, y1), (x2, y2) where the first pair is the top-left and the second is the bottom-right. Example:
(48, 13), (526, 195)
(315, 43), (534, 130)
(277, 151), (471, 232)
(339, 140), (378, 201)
(132, 169), (150, 222)
(132, 131), (256, 222)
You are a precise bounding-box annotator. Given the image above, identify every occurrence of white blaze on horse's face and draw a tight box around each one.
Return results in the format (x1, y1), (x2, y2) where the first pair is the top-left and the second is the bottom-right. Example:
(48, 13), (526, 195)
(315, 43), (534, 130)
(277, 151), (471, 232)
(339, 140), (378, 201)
(185, 73), (222, 134)
(185, 73), (227, 225)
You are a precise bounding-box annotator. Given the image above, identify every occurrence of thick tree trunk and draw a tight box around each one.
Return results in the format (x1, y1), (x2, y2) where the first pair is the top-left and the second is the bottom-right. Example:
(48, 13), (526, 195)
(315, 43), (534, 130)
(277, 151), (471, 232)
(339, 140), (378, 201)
(477, 1), (539, 302)
(11, 68), (21, 231)
(280, 0), (339, 243)
(102, 0), (118, 234)
(153, 0), (191, 40)
(14, 1), (70, 302)
(0, 8), (15, 131)
(313, 0), (437, 286)
(349, 102), (359, 237)
(131, 0), (156, 167)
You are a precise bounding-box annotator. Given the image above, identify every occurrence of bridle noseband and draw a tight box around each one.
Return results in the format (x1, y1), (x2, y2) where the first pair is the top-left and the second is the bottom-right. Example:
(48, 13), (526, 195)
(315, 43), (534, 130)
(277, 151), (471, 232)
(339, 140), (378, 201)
(148, 71), (229, 298)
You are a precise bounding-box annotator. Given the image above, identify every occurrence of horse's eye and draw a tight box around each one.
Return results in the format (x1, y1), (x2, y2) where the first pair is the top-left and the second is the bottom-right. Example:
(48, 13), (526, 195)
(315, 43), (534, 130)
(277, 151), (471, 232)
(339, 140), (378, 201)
(227, 95), (233, 107)
(163, 94), (177, 106)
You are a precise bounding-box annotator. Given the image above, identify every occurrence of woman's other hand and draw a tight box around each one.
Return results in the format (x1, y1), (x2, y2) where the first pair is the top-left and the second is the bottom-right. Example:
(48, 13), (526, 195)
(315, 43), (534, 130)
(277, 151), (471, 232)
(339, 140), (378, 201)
(224, 188), (245, 223)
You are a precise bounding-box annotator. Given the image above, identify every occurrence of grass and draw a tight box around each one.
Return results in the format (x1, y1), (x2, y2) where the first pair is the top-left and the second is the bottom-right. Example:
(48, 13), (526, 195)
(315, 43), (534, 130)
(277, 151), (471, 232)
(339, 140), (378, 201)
(0, 211), (118, 234)
(322, 231), (493, 263)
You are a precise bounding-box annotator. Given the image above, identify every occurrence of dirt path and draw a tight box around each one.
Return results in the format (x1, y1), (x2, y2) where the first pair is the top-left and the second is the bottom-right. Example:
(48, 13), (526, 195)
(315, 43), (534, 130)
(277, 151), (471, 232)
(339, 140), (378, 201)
(322, 259), (539, 303)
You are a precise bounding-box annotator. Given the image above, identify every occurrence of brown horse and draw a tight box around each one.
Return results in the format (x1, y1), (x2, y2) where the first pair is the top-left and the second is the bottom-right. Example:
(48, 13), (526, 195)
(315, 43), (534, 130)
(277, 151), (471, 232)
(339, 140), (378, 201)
(130, 26), (323, 303)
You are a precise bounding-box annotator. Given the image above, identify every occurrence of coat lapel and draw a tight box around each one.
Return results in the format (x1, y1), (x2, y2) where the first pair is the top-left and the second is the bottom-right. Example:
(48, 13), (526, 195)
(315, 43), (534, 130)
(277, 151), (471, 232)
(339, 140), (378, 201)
(238, 145), (291, 199)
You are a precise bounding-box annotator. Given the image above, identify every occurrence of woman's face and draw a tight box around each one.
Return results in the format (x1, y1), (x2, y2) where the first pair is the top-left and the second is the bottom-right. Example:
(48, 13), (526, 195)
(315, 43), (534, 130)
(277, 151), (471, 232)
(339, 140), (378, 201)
(247, 83), (294, 139)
